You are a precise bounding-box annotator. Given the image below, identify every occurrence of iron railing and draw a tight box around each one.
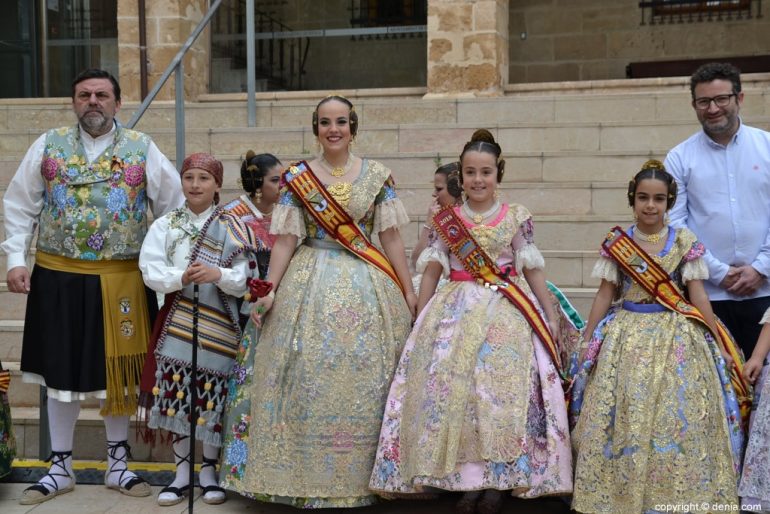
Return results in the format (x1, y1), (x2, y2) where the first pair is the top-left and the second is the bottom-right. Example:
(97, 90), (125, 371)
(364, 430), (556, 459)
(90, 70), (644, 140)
(125, 0), (225, 165)
(211, 2), (309, 93)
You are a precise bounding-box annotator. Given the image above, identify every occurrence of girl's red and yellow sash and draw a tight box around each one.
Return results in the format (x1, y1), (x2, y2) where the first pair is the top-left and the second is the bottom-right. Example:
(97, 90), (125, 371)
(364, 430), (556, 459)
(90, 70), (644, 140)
(432, 206), (567, 387)
(284, 161), (406, 297)
(602, 226), (752, 424)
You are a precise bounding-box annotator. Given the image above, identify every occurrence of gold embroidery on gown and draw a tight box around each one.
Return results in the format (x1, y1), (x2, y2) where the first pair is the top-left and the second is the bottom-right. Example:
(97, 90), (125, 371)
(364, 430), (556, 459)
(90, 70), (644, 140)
(238, 160), (412, 507)
(571, 228), (738, 513)
(369, 203), (572, 497)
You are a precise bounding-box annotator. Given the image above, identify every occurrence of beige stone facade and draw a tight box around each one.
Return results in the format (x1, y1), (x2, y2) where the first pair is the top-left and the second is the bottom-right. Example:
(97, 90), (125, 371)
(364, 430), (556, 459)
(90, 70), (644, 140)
(112, 1), (770, 99)
(117, 0), (210, 101)
(509, 0), (770, 83)
(427, 0), (509, 96)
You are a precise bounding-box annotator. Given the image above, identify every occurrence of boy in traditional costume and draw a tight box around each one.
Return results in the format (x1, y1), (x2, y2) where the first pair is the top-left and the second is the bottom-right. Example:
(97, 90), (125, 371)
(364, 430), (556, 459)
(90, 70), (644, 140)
(139, 152), (258, 506)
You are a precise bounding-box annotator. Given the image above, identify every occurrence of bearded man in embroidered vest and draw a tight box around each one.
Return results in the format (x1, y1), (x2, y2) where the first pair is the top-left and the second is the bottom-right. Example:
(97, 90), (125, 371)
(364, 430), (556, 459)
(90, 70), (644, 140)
(2, 68), (183, 505)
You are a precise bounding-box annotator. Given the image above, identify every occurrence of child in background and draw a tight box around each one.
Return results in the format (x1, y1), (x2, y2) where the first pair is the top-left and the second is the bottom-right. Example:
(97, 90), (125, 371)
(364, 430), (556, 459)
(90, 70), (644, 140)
(223, 151), (282, 327)
(411, 161), (463, 293)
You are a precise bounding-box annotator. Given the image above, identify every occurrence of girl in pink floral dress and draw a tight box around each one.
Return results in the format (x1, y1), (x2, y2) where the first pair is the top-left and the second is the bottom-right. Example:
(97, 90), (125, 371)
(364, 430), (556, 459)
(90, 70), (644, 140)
(369, 130), (572, 514)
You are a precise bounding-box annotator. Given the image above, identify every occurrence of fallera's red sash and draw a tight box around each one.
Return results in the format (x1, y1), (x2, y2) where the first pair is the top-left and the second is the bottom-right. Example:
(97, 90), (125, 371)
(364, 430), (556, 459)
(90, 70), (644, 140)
(284, 161), (406, 297)
(432, 206), (567, 388)
(602, 226), (752, 425)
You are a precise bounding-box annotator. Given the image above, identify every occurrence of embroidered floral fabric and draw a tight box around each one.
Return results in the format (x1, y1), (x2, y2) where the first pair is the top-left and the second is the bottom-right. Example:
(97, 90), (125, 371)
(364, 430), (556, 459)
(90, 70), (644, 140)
(369, 204), (572, 497)
(739, 310), (770, 505)
(38, 125), (151, 260)
(225, 159), (412, 508)
(270, 160), (408, 241)
(570, 227), (742, 513)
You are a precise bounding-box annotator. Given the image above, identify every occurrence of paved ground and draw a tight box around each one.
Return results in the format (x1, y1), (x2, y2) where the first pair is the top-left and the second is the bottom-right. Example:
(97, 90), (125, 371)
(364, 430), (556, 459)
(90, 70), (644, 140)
(0, 482), (573, 513)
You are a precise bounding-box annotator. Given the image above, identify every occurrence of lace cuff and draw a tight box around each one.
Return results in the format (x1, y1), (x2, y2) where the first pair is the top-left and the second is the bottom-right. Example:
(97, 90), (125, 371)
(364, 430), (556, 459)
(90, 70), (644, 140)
(269, 203), (306, 238)
(416, 246), (450, 277)
(374, 197), (410, 234)
(761, 307), (770, 325)
(515, 244), (545, 274)
(592, 257), (619, 284)
(681, 257), (709, 283)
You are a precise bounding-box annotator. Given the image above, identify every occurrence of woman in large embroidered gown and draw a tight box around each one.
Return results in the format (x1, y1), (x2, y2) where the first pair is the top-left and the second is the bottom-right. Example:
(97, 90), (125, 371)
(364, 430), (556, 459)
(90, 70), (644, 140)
(223, 96), (416, 508)
(369, 130), (572, 513)
(570, 162), (742, 513)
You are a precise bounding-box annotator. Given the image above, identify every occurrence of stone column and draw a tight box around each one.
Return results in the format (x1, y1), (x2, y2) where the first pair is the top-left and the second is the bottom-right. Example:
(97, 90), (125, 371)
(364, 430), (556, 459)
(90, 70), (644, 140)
(117, 0), (210, 102)
(426, 0), (509, 97)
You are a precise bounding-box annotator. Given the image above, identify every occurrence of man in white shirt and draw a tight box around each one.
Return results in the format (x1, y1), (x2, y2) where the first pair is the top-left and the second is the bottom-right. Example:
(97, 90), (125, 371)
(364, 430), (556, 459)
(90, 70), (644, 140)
(1, 69), (182, 504)
(666, 62), (770, 359)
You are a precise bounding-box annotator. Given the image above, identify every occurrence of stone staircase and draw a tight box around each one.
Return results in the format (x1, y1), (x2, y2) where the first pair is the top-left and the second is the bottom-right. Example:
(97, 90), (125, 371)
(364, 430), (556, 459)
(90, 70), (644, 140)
(2, 75), (770, 460)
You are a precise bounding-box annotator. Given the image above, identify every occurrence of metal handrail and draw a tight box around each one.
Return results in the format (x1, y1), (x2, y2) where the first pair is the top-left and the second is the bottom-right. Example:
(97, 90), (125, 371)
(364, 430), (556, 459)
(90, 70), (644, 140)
(125, 0), (224, 167)
(211, 2), (309, 96)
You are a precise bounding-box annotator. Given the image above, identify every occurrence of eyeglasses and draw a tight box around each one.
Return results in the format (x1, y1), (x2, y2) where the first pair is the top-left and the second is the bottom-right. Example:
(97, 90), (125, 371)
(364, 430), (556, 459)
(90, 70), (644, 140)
(692, 93), (736, 110)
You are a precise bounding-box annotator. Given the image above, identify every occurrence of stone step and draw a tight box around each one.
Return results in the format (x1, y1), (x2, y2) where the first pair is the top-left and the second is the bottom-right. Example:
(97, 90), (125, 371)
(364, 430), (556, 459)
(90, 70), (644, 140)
(3, 82), (769, 132)
(11, 404), (201, 462)
(0, 208), (622, 263)
(0, 320), (23, 362)
(398, 214), (629, 253)
(0, 150), (666, 190)
(0, 119), (738, 162)
(398, 181), (629, 217)
(0, 179), (632, 212)
(0, 283), (27, 320)
(0, 182), (633, 251)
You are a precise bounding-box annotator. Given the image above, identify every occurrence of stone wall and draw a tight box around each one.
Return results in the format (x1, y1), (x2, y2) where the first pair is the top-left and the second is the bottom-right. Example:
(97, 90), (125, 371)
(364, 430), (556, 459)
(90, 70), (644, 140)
(117, 0), (210, 102)
(427, 0), (508, 96)
(509, 0), (770, 83)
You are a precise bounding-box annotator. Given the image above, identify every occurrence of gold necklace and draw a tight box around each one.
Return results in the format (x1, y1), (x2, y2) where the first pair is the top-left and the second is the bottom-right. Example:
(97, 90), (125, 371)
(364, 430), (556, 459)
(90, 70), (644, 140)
(463, 200), (501, 224)
(321, 153), (354, 177)
(327, 182), (352, 207)
(635, 225), (668, 244)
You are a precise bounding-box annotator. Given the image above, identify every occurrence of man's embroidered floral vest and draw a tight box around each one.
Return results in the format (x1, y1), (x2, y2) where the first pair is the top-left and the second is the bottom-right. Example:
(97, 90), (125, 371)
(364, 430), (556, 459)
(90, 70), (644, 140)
(37, 125), (152, 260)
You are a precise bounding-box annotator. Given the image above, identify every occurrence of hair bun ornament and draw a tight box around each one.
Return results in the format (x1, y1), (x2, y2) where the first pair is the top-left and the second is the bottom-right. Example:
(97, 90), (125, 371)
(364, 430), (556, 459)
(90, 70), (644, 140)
(470, 128), (495, 144)
(641, 159), (665, 171)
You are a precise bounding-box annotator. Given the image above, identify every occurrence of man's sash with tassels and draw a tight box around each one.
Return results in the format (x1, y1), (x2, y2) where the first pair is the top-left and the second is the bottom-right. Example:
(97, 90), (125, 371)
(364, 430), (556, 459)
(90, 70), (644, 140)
(602, 226), (752, 425)
(284, 161), (406, 297)
(432, 206), (567, 388)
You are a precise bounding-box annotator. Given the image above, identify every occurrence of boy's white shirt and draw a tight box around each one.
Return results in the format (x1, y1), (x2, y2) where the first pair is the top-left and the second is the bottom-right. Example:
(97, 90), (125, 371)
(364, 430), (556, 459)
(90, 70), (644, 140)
(139, 203), (249, 297)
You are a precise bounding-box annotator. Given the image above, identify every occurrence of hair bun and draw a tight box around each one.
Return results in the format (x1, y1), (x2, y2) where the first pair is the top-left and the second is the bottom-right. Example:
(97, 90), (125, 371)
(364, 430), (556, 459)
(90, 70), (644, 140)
(470, 128), (496, 145)
(245, 150), (256, 160)
(641, 159), (665, 171)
